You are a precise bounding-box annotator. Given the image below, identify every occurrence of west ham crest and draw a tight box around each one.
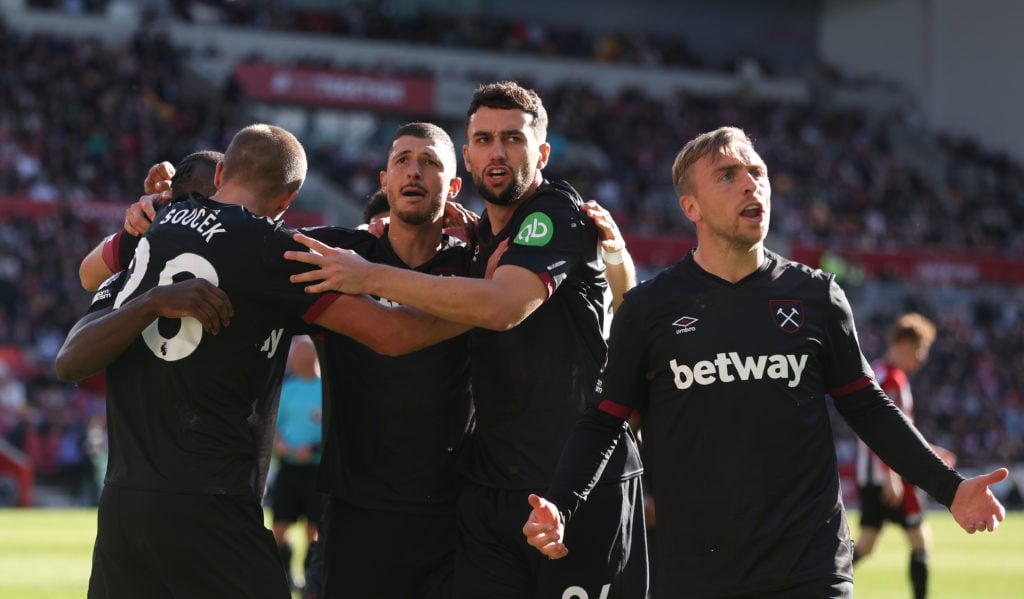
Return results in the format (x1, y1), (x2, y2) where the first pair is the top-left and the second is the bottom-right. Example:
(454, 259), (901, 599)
(770, 299), (803, 333)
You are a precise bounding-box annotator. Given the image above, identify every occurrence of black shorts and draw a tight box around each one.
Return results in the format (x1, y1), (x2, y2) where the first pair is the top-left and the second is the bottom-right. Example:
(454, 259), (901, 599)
(320, 496), (455, 599)
(858, 483), (924, 530)
(748, 576), (853, 599)
(269, 462), (322, 524)
(88, 485), (290, 599)
(454, 477), (647, 599)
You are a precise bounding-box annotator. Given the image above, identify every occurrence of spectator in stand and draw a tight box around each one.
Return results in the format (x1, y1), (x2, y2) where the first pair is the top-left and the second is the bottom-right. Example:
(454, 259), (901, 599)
(5, 23), (1023, 262)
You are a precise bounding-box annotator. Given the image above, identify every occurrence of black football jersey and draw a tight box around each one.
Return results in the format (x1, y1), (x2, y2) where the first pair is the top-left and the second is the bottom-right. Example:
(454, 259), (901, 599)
(546, 249), (964, 597)
(594, 249), (863, 595)
(92, 195), (336, 499)
(465, 180), (642, 489)
(303, 226), (474, 513)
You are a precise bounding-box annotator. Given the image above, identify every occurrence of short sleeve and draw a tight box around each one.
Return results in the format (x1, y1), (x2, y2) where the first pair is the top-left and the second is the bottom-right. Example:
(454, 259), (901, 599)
(257, 225), (342, 327)
(498, 192), (594, 294)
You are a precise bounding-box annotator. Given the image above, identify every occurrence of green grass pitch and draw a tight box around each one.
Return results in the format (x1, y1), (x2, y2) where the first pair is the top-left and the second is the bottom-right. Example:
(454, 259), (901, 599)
(0, 508), (312, 599)
(0, 508), (1021, 598)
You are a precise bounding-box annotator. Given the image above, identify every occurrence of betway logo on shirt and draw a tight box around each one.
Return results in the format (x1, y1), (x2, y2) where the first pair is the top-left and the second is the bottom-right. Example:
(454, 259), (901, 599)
(669, 352), (808, 389)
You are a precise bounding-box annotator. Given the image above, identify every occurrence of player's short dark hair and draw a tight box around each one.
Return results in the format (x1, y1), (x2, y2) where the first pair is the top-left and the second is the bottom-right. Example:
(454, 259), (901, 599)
(672, 126), (755, 197)
(467, 81), (548, 141)
(390, 122), (457, 173)
(221, 124), (307, 204)
(362, 189), (389, 224)
(171, 150), (223, 197)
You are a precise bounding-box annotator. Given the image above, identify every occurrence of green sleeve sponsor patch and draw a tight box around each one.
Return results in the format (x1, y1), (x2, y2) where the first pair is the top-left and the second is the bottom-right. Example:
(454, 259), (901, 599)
(514, 212), (554, 246)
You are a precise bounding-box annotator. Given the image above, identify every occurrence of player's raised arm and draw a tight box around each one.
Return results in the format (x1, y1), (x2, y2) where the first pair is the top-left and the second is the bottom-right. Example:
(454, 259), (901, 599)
(79, 233), (119, 292)
(80, 154), (221, 291)
(582, 200), (637, 310)
(287, 232), (547, 331)
(313, 293), (471, 357)
(55, 279), (233, 382)
(78, 192), (170, 291)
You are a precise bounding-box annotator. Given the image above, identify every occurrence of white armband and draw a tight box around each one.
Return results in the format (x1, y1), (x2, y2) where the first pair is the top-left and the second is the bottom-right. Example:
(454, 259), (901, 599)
(600, 246), (624, 265)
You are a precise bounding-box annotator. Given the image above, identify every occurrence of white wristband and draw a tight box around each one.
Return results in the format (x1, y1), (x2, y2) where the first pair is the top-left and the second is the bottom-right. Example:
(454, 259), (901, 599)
(600, 246), (624, 265)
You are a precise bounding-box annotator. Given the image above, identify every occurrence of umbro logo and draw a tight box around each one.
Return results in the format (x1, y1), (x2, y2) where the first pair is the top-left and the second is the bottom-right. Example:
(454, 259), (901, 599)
(672, 316), (698, 334)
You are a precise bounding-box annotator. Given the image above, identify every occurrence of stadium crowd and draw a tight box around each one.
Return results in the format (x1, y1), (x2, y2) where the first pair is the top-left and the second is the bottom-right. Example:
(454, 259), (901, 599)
(0, 13), (1021, 506)
(50, 0), (712, 73)
(837, 293), (1024, 469)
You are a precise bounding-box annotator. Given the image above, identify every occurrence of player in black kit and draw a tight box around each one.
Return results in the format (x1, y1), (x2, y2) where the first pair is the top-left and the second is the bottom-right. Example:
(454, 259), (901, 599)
(129, 122), (474, 598)
(55, 124), (466, 599)
(523, 126), (1008, 598)
(305, 122), (475, 599)
(288, 82), (648, 599)
(78, 150), (224, 292)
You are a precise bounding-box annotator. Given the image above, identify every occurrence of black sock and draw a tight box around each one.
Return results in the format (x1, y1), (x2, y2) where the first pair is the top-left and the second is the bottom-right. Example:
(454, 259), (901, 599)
(278, 541), (295, 589)
(278, 541), (293, 571)
(910, 549), (928, 599)
(303, 540), (316, 571)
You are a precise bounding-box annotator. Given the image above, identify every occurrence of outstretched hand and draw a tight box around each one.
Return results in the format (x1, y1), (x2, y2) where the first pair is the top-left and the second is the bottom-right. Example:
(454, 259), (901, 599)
(284, 233), (376, 295)
(950, 468), (1008, 533)
(523, 494), (569, 559)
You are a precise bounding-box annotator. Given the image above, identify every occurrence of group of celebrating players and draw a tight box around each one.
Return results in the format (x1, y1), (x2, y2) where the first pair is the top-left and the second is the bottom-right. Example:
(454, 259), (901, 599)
(57, 80), (1006, 599)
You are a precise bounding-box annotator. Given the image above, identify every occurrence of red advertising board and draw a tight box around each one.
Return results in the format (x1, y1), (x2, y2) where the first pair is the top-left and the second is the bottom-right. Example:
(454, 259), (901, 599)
(790, 244), (1024, 285)
(233, 61), (435, 114)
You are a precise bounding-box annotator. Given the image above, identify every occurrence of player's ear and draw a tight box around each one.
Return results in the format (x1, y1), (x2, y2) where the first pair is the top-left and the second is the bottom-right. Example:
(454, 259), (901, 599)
(536, 142), (550, 170)
(679, 193), (700, 224)
(448, 177), (462, 199)
(213, 162), (225, 189)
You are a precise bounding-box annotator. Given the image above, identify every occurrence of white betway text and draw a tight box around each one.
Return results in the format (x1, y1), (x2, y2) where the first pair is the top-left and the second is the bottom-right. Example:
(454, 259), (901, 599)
(670, 352), (808, 389)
